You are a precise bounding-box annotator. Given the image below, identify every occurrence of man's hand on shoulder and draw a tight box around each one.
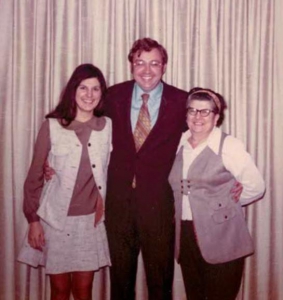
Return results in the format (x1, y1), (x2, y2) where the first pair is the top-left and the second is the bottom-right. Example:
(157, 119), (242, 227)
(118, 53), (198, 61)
(231, 181), (243, 203)
(43, 160), (55, 181)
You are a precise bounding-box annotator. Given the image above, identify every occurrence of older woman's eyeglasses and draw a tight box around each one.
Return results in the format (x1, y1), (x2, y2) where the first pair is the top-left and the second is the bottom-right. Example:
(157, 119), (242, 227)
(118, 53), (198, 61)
(187, 107), (216, 117)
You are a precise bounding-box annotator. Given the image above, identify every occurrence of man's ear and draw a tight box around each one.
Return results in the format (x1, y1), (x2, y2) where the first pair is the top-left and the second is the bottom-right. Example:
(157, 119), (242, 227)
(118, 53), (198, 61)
(162, 64), (167, 74)
(130, 63), (134, 74)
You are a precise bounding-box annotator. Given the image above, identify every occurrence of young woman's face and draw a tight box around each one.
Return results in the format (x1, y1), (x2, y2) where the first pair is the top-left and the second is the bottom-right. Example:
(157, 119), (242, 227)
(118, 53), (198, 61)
(75, 77), (102, 118)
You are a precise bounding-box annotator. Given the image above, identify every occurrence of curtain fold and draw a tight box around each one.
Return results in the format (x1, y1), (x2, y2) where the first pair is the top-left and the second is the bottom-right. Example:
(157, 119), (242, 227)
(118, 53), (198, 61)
(0, 1), (281, 299)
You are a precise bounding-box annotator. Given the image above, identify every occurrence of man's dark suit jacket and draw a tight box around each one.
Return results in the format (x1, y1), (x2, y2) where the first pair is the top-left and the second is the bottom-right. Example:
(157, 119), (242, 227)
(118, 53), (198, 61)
(104, 80), (188, 234)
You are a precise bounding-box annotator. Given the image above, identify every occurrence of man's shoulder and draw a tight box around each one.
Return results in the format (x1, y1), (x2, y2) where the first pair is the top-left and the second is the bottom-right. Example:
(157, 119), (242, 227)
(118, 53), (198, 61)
(162, 82), (189, 98)
(107, 80), (135, 95)
(104, 80), (134, 115)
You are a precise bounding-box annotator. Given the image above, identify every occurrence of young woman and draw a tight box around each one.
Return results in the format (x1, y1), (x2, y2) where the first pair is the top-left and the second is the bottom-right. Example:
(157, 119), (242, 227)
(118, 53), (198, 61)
(18, 64), (112, 300)
(169, 87), (265, 300)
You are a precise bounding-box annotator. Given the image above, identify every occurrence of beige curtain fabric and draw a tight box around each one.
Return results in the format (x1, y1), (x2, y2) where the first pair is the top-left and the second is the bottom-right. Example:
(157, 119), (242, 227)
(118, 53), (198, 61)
(0, 0), (282, 299)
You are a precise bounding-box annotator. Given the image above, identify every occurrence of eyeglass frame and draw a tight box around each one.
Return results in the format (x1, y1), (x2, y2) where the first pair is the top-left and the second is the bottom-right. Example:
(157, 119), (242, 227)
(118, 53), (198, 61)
(187, 107), (217, 117)
(132, 59), (163, 69)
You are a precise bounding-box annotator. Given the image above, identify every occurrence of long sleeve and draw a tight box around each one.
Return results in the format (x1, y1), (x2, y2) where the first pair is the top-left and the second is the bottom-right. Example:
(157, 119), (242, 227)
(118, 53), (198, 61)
(23, 120), (51, 223)
(222, 135), (265, 205)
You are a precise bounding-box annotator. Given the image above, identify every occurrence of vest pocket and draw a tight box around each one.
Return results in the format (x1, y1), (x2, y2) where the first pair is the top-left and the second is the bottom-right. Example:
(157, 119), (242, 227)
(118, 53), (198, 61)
(212, 206), (236, 224)
(50, 144), (71, 171)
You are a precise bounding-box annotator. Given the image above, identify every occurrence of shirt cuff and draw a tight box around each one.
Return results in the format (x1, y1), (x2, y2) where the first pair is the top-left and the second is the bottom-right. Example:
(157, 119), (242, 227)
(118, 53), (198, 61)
(26, 213), (40, 223)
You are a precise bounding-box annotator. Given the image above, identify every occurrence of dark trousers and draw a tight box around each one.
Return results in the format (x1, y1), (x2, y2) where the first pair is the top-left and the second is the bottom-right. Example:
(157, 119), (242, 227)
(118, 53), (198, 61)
(106, 189), (175, 300)
(179, 221), (244, 300)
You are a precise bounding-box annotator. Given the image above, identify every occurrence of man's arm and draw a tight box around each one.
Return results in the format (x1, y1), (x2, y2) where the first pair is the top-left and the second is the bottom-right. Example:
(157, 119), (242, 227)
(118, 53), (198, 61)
(43, 160), (55, 181)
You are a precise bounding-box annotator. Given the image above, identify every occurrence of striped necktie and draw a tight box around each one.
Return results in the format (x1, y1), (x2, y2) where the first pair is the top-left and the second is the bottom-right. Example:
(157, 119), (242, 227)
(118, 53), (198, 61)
(133, 93), (151, 151)
(132, 93), (151, 188)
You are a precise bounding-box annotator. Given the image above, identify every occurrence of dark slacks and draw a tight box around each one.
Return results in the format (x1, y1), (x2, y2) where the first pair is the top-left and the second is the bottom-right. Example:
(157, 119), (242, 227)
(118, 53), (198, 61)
(179, 221), (244, 300)
(106, 189), (175, 300)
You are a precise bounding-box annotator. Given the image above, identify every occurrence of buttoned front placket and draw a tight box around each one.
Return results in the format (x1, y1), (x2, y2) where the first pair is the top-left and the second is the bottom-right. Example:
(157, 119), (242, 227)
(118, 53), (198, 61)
(180, 179), (191, 195)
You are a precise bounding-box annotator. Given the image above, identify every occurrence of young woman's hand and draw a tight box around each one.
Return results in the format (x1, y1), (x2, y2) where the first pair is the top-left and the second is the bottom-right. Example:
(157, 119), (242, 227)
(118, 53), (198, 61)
(28, 221), (45, 251)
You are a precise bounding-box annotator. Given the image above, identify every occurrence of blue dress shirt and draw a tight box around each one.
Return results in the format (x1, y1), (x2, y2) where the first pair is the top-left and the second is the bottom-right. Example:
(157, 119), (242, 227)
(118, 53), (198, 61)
(130, 82), (163, 132)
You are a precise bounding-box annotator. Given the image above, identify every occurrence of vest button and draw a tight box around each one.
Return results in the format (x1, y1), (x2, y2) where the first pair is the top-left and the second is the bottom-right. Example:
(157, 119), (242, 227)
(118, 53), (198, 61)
(88, 143), (91, 147)
(98, 186), (102, 190)
(92, 164), (96, 168)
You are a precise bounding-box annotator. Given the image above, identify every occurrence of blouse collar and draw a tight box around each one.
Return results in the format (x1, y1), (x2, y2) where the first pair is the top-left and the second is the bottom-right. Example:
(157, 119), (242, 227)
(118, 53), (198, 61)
(66, 116), (106, 132)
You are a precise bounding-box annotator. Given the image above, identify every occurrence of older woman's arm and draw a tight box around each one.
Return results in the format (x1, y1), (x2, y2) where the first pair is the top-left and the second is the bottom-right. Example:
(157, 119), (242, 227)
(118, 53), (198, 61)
(222, 135), (265, 206)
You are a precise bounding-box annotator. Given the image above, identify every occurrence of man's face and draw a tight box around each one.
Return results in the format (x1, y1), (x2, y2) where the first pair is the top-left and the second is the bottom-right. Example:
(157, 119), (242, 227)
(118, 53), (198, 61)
(131, 48), (167, 92)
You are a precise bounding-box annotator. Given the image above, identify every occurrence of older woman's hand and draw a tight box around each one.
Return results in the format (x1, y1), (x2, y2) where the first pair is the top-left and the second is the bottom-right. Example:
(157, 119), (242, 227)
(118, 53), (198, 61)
(230, 181), (243, 203)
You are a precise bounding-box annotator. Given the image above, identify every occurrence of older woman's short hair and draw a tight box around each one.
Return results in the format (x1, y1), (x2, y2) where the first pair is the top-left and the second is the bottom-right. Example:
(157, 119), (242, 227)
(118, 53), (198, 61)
(187, 87), (227, 127)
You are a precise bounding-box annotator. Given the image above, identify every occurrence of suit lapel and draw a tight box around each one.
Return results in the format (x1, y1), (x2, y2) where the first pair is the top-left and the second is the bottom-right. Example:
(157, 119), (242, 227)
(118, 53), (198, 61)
(140, 82), (172, 148)
(120, 81), (174, 153)
(152, 83), (170, 130)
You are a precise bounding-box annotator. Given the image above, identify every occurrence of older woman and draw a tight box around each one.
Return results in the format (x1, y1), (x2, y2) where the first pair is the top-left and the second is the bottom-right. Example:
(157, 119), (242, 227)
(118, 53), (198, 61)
(169, 87), (265, 300)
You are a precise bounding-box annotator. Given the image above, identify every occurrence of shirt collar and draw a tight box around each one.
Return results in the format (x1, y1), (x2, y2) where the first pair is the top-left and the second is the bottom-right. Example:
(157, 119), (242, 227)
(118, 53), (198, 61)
(66, 116), (106, 132)
(133, 81), (163, 103)
(178, 127), (222, 154)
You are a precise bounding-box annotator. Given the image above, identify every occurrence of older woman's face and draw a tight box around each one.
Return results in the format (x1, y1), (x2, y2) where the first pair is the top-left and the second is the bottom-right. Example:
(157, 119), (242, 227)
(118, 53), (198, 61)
(186, 100), (219, 137)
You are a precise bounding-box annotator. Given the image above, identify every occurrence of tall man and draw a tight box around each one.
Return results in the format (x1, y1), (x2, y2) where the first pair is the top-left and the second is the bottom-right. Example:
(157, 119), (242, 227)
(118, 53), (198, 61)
(104, 38), (188, 300)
